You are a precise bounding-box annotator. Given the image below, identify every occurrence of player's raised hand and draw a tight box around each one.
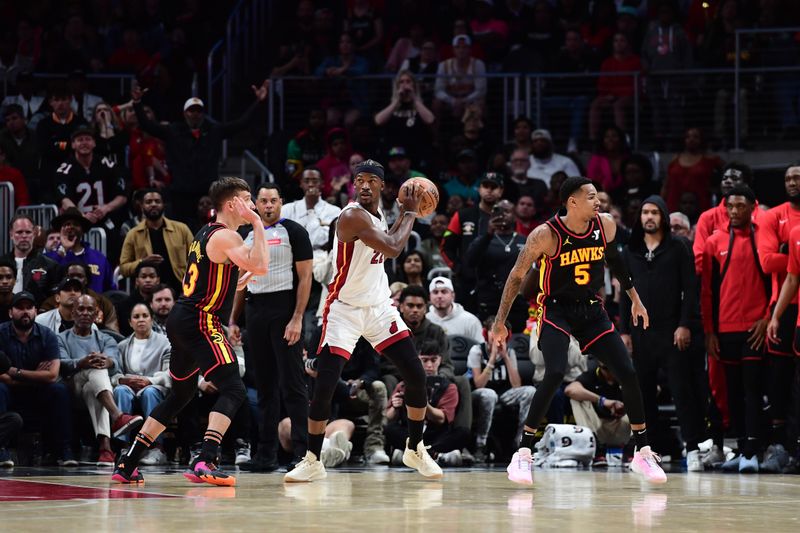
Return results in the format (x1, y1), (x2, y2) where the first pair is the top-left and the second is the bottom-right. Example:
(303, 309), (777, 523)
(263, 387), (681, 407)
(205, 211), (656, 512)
(233, 196), (261, 225)
(252, 80), (271, 101)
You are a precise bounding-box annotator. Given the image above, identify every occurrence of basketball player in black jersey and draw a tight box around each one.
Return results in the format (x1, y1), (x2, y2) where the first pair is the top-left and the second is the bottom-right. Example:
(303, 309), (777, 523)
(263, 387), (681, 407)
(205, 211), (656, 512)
(494, 177), (667, 485)
(111, 177), (268, 486)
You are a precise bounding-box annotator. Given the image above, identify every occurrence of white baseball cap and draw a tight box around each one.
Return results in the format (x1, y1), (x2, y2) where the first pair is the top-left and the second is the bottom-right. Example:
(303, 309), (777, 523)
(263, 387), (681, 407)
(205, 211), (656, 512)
(183, 97), (205, 111)
(429, 276), (454, 293)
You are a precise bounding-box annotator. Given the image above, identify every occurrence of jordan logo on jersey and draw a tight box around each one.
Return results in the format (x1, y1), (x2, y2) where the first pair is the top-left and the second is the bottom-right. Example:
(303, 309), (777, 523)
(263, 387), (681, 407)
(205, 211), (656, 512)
(563, 236), (572, 246)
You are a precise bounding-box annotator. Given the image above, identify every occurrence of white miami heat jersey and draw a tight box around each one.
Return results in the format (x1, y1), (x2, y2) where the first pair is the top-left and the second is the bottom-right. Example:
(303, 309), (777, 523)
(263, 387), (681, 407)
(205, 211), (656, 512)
(327, 202), (392, 307)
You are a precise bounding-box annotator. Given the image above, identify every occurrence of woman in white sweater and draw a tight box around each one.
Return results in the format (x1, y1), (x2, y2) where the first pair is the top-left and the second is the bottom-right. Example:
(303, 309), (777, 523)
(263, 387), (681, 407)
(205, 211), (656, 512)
(112, 303), (171, 464)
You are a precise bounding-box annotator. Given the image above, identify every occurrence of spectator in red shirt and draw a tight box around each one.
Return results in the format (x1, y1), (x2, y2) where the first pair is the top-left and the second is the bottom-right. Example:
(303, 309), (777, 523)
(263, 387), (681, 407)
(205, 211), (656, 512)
(587, 125), (630, 195)
(701, 186), (768, 473)
(0, 144), (29, 207)
(470, 0), (510, 65)
(662, 126), (723, 213)
(580, 0), (617, 54)
(107, 28), (152, 73)
(589, 32), (641, 143)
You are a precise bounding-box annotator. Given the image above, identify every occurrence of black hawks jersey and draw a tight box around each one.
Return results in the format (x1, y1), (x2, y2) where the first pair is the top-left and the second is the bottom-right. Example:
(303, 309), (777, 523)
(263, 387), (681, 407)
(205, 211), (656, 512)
(55, 155), (127, 214)
(178, 222), (239, 320)
(539, 213), (608, 301)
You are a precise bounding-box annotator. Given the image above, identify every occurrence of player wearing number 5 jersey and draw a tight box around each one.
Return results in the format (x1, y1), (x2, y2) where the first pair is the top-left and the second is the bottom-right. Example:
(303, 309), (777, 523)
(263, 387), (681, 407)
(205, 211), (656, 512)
(492, 177), (666, 486)
(55, 126), (128, 227)
(111, 177), (269, 487)
(285, 159), (443, 483)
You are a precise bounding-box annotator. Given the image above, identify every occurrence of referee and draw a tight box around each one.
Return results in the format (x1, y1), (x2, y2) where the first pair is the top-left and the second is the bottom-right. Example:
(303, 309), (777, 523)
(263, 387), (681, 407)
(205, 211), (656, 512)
(230, 183), (313, 470)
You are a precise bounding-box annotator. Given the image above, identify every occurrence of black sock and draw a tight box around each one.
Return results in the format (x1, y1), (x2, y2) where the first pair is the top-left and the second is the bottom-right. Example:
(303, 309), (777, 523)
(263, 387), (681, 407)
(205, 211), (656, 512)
(309, 432), (325, 460)
(119, 431), (154, 474)
(520, 430), (536, 450)
(771, 423), (787, 447)
(198, 429), (223, 465)
(408, 419), (423, 449)
(743, 438), (758, 459)
(633, 428), (649, 450)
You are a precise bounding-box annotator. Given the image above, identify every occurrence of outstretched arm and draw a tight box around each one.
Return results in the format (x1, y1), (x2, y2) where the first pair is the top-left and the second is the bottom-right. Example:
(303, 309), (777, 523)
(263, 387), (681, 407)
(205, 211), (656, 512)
(492, 224), (555, 349)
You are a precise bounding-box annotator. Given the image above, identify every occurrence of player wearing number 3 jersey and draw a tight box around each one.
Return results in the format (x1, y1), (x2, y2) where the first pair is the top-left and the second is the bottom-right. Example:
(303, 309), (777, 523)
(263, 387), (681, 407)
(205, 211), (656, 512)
(111, 177), (269, 487)
(493, 177), (667, 486)
(285, 159), (443, 483)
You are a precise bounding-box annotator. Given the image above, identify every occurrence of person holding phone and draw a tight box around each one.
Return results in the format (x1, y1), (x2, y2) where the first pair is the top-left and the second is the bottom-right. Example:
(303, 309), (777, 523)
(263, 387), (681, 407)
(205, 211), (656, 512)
(465, 199), (528, 330)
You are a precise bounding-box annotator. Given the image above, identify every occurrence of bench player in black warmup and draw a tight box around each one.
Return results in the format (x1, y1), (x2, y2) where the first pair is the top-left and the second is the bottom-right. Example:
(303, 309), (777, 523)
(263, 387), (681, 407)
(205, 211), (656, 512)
(111, 177), (268, 486)
(493, 177), (666, 485)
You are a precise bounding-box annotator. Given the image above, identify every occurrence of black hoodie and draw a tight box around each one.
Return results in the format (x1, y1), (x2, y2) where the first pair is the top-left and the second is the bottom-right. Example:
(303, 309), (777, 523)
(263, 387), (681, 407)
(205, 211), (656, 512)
(619, 195), (697, 334)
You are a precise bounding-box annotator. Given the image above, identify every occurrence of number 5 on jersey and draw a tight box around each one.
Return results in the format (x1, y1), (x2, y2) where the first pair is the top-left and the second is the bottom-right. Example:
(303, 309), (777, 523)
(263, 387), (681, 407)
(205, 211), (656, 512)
(574, 264), (590, 285)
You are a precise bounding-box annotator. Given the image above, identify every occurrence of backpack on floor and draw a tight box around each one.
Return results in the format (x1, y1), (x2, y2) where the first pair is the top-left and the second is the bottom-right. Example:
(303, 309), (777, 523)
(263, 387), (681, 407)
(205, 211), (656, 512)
(533, 424), (596, 468)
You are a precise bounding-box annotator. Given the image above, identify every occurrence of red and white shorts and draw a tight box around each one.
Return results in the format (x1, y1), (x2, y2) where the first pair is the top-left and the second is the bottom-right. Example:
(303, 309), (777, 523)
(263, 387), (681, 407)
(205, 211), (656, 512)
(318, 299), (410, 358)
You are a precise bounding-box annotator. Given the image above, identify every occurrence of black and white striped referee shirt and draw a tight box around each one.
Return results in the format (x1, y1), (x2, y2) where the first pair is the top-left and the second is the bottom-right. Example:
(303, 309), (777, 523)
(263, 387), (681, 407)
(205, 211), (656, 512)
(244, 218), (313, 294)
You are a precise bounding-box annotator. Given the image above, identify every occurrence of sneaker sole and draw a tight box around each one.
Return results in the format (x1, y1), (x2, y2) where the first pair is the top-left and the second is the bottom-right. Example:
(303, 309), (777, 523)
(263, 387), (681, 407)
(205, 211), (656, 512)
(198, 472), (236, 487)
(630, 463), (668, 484)
(402, 455), (443, 479)
(111, 473), (145, 484)
(283, 470), (327, 483)
(183, 470), (205, 484)
(112, 416), (144, 438)
(507, 473), (533, 486)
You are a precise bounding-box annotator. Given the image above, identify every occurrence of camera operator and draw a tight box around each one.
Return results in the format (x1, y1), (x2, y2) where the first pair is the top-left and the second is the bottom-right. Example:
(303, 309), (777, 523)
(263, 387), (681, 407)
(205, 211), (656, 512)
(465, 199), (529, 331)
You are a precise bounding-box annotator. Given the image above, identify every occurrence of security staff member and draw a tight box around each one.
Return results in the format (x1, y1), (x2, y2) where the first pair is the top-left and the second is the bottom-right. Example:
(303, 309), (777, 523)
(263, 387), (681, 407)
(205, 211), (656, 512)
(230, 183), (313, 470)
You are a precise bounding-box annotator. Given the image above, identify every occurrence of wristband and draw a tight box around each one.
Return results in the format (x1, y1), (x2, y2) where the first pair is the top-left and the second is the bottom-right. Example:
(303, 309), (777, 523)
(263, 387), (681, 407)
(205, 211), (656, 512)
(402, 211), (418, 219)
(598, 396), (606, 409)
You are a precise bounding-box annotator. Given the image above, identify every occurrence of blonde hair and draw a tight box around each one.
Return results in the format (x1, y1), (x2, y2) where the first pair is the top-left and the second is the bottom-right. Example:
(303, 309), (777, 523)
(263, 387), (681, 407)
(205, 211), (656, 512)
(392, 70), (419, 101)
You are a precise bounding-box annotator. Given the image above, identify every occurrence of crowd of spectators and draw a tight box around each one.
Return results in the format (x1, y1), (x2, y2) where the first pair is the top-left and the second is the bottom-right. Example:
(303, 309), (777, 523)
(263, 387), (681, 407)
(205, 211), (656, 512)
(0, 0), (800, 474)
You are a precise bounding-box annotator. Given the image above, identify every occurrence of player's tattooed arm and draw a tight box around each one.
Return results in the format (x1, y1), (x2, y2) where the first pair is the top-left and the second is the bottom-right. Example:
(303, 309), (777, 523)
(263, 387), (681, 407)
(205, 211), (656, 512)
(493, 224), (554, 346)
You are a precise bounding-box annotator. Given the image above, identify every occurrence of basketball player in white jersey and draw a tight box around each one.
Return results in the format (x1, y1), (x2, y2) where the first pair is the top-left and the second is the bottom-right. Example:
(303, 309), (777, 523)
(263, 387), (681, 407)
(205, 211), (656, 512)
(285, 159), (443, 482)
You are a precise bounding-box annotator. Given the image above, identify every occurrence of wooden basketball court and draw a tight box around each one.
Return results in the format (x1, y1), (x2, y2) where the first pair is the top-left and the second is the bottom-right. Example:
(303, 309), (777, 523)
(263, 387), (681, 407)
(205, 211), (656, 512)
(2, 465), (799, 531)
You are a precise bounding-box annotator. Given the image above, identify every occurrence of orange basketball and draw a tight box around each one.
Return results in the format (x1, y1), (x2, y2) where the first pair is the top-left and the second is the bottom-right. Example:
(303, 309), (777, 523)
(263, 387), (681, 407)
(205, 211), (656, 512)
(398, 177), (439, 218)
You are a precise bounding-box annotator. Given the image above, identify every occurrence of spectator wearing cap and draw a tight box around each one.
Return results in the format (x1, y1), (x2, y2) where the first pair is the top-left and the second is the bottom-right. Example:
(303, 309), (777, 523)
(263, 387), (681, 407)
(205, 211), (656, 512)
(281, 167), (342, 250)
(118, 188), (194, 293)
(0, 143), (29, 207)
(0, 259), (15, 324)
(130, 80), (270, 223)
(374, 70), (435, 170)
(426, 276), (483, 343)
(444, 149), (481, 204)
(2, 215), (59, 305)
(38, 261), (119, 333)
(386, 147), (427, 184)
(58, 294), (142, 466)
(55, 126), (128, 227)
(442, 171), (504, 311)
(465, 199), (529, 328)
(1, 72), (44, 121)
(66, 70), (104, 124)
(526, 129), (580, 187)
(0, 291), (76, 466)
(434, 34), (487, 119)
(0, 105), (40, 199)
(44, 208), (116, 293)
(35, 276), (88, 333)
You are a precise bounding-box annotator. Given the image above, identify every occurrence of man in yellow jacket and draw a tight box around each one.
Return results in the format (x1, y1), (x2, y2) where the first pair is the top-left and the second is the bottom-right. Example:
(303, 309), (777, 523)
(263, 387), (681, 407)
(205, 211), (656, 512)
(119, 189), (194, 291)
